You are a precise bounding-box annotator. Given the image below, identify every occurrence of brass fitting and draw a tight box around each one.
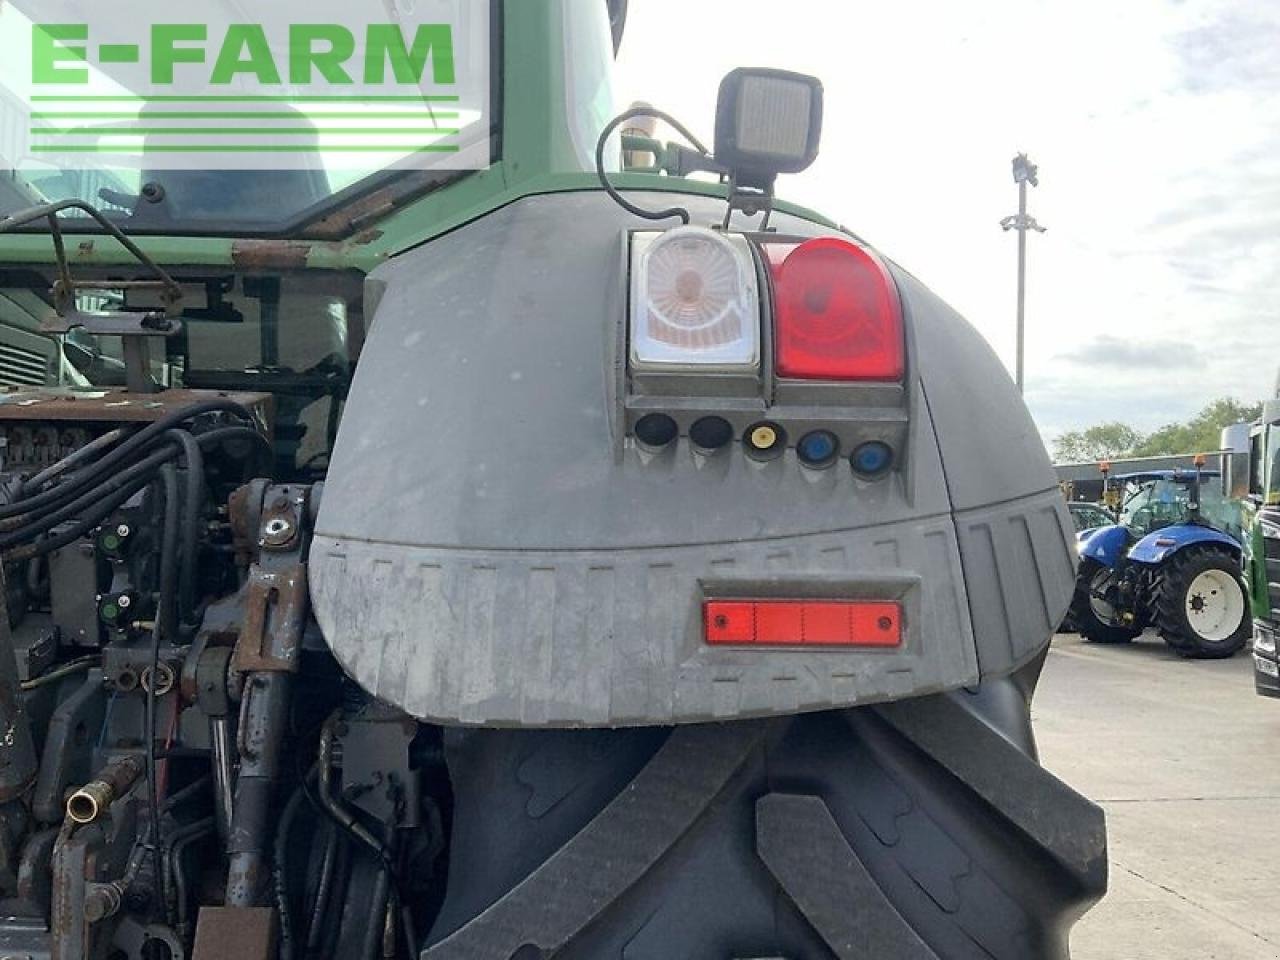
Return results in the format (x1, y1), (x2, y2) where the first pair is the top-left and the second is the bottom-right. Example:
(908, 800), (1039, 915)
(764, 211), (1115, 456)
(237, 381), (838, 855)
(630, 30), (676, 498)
(67, 756), (143, 825)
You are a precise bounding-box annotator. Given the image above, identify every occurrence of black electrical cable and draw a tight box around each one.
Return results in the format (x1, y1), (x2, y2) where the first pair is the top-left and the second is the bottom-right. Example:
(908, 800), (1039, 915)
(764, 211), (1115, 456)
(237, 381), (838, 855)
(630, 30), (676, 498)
(155, 462), (179, 648)
(274, 785), (307, 960)
(166, 429), (204, 626)
(146, 463), (179, 925)
(160, 773), (212, 814)
(170, 818), (215, 934)
(18, 655), (100, 691)
(0, 399), (252, 520)
(306, 818), (341, 957)
(360, 866), (391, 960)
(594, 106), (712, 226)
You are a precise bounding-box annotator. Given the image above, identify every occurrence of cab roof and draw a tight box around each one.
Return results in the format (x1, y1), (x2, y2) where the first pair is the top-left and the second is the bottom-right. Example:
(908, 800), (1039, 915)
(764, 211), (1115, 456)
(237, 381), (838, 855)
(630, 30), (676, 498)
(1115, 469), (1220, 483)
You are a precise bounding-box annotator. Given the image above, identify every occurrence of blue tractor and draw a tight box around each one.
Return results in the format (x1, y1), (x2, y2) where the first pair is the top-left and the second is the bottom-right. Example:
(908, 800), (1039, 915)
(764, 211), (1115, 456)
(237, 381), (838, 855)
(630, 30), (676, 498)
(1070, 468), (1251, 657)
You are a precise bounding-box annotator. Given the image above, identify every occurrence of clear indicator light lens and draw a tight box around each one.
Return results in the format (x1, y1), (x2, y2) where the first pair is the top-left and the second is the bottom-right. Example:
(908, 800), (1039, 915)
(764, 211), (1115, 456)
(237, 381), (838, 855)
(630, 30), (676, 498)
(630, 227), (760, 371)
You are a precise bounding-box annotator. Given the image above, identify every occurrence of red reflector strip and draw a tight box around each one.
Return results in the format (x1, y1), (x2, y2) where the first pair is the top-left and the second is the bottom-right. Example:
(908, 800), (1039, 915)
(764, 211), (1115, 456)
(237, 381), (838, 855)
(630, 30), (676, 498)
(704, 599), (902, 647)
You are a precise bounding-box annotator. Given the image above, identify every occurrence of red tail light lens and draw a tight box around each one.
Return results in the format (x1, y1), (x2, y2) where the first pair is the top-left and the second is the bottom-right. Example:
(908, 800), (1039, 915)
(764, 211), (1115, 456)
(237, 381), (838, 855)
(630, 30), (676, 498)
(704, 599), (902, 647)
(767, 237), (904, 381)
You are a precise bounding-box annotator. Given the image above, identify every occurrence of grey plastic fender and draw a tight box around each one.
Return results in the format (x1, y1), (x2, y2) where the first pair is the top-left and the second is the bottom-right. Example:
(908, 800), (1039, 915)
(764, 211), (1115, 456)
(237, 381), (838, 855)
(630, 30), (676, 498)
(310, 190), (1073, 726)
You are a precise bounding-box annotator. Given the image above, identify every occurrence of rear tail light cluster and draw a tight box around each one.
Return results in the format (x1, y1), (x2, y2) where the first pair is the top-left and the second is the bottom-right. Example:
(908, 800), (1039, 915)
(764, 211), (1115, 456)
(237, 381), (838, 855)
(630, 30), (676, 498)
(765, 238), (904, 381)
(704, 598), (902, 647)
(627, 228), (903, 475)
(630, 227), (759, 372)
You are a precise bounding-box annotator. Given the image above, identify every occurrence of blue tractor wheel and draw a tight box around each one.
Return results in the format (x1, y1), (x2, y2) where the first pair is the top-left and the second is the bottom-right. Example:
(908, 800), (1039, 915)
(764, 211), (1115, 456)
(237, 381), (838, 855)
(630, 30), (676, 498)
(1152, 547), (1250, 659)
(1069, 560), (1144, 644)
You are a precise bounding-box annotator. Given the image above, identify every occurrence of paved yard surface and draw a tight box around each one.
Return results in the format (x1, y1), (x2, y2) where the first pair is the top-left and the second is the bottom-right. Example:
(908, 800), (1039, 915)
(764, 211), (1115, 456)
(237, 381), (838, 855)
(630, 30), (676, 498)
(1036, 632), (1280, 959)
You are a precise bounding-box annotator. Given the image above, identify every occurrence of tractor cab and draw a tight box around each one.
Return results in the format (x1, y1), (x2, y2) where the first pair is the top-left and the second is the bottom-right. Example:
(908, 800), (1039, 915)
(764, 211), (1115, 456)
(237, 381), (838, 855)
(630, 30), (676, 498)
(1072, 467), (1250, 657)
(1115, 470), (1241, 541)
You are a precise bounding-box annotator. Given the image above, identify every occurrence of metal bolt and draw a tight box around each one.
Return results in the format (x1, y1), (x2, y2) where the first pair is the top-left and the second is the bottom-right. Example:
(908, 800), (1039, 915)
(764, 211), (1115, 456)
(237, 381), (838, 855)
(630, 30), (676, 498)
(117, 595), (131, 609)
(115, 524), (130, 538)
(84, 883), (122, 923)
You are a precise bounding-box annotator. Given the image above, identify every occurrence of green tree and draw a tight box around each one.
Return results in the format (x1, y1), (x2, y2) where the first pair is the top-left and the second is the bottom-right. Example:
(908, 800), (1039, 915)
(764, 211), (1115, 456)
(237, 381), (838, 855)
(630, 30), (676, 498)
(1053, 422), (1143, 462)
(1129, 398), (1262, 457)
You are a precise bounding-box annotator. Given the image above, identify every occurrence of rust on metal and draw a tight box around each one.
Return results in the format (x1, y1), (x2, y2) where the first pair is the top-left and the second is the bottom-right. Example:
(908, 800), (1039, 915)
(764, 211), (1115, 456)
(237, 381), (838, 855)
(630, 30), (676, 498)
(233, 565), (308, 674)
(303, 184), (400, 239)
(191, 906), (277, 960)
(227, 480), (267, 559)
(0, 388), (273, 424)
(67, 755), (144, 824)
(259, 500), (299, 550)
(230, 240), (311, 271)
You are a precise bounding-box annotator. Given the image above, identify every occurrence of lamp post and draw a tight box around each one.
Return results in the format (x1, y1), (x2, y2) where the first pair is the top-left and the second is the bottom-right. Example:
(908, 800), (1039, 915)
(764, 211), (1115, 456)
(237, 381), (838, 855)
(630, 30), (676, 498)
(1000, 153), (1046, 394)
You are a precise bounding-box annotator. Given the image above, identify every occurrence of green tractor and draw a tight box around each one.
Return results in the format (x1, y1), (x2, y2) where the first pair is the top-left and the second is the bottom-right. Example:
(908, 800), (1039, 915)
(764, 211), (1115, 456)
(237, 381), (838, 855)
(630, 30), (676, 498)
(1242, 400), (1280, 695)
(0, 3), (1106, 957)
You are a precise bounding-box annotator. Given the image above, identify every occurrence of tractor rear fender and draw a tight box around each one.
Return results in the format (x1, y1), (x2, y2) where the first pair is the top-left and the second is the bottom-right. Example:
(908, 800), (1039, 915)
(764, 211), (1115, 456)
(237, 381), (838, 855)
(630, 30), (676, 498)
(1078, 524), (1131, 569)
(311, 191), (1076, 727)
(1127, 523), (1242, 566)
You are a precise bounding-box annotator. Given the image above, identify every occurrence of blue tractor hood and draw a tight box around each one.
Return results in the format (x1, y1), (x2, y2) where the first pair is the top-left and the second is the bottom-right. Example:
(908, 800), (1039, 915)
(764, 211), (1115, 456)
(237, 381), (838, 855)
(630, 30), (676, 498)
(1078, 524), (1132, 568)
(1126, 523), (1242, 565)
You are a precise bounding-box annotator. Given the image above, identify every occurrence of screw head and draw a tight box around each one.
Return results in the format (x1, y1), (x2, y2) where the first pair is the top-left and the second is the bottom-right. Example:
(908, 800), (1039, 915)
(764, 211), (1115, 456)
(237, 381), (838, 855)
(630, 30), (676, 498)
(117, 594), (131, 609)
(115, 524), (130, 538)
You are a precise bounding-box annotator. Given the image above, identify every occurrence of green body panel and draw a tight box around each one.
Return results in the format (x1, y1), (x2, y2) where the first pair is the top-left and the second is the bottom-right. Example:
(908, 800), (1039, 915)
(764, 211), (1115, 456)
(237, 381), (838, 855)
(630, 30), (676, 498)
(0, 0), (835, 274)
(1248, 410), (1279, 624)
(1249, 509), (1270, 619)
(0, 173), (834, 272)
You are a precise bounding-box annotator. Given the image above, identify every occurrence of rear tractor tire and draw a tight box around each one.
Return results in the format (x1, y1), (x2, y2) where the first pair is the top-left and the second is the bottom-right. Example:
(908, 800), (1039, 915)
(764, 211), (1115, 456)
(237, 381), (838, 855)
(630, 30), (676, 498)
(424, 686), (1107, 959)
(1069, 560), (1143, 645)
(1153, 547), (1250, 659)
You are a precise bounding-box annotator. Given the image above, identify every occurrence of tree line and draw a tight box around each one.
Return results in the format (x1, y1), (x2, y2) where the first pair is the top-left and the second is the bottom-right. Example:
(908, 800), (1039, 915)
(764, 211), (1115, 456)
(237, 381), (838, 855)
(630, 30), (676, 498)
(1052, 398), (1261, 463)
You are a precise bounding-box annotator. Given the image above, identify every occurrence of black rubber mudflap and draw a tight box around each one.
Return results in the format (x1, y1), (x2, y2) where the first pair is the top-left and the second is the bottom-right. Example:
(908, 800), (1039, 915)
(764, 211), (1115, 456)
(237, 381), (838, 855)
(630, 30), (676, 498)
(423, 684), (1107, 960)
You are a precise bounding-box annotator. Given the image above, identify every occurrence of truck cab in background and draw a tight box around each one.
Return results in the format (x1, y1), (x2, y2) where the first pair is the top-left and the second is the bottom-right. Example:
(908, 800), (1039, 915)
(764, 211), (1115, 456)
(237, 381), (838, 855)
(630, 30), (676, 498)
(1244, 400), (1280, 695)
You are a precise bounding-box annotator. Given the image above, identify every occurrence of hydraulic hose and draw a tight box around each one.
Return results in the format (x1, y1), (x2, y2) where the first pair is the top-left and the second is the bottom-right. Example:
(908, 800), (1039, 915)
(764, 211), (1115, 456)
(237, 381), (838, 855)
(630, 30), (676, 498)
(20, 427), (132, 495)
(0, 443), (180, 545)
(4, 474), (154, 563)
(306, 819), (341, 957)
(194, 425), (274, 474)
(0, 399), (252, 520)
(146, 463), (180, 922)
(1, 423), (270, 563)
(316, 715), (406, 959)
(274, 786), (307, 960)
(166, 429), (205, 626)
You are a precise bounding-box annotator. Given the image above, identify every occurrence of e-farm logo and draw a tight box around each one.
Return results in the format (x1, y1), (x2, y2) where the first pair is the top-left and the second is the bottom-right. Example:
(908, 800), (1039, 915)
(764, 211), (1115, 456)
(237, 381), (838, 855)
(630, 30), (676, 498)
(2, 0), (489, 171)
(32, 24), (457, 88)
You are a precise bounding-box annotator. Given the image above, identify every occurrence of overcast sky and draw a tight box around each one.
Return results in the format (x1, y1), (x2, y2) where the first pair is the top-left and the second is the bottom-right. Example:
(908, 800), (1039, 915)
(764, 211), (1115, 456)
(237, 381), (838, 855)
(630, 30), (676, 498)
(615, 0), (1278, 443)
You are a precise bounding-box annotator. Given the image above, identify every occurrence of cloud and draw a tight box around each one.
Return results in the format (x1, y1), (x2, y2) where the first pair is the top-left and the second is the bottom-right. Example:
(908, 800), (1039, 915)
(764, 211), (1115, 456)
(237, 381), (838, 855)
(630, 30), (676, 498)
(614, 0), (1280, 442)
(1055, 336), (1207, 371)
(1169, 7), (1280, 94)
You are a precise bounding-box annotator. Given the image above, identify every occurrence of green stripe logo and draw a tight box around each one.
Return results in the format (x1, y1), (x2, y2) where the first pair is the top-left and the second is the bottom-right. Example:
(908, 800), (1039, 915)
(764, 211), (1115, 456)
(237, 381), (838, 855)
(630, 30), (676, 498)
(6, 6), (490, 172)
